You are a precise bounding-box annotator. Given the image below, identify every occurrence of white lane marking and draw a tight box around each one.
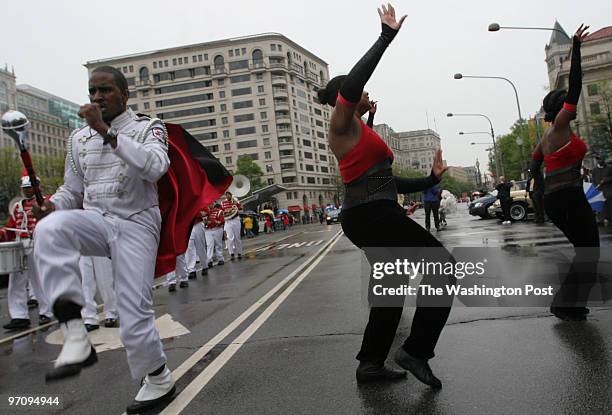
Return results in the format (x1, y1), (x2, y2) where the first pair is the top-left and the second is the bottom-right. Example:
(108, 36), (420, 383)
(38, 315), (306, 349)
(286, 242), (307, 249)
(45, 314), (189, 353)
(168, 231), (343, 383)
(161, 231), (343, 415)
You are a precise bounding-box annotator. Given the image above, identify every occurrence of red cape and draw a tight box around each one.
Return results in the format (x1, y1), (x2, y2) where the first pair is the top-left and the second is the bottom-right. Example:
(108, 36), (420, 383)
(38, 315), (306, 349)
(155, 123), (232, 277)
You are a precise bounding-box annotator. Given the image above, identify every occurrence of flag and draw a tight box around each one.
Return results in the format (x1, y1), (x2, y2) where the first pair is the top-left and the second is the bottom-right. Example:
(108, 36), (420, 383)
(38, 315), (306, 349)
(155, 123), (232, 277)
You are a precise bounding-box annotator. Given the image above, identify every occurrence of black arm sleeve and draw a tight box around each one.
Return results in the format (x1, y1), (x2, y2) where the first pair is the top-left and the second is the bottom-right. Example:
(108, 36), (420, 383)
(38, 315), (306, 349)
(395, 172), (440, 194)
(529, 158), (544, 190)
(566, 36), (582, 105)
(339, 24), (399, 103)
(367, 112), (375, 128)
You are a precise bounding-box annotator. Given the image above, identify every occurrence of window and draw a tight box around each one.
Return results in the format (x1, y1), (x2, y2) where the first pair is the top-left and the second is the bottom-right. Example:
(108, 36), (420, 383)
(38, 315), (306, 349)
(129, 65), (134, 72)
(278, 44), (282, 51)
(193, 132), (217, 140)
(230, 74), (251, 83)
(220, 104), (227, 111)
(260, 112), (267, 119)
(320, 166), (329, 173)
(241, 48), (246, 55)
(164, 60), (168, 67)
(317, 131), (325, 139)
(263, 138), (270, 146)
(123, 66), (128, 73)
(232, 87), (252, 96)
(236, 126), (256, 136)
(307, 177), (315, 184)
(304, 152), (313, 159)
(256, 73), (264, 81)
(178, 57), (183, 64)
(222, 117), (228, 125)
(234, 49), (240, 56)
(245, 153), (259, 160)
(153, 62), (157, 69)
(234, 113), (255, 122)
(180, 119), (217, 129)
(192, 55), (197, 63)
(224, 143), (231, 151)
(155, 93), (213, 107)
(206, 144), (218, 152)
(259, 98), (266, 106)
(271, 44), (277, 51)
(144, 102), (150, 110)
(198, 55), (203, 62)
(257, 85), (265, 93)
(319, 154), (327, 161)
(204, 54), (208, 60)
(588, 84), (599, 96)
(172, 58), (177, 65)
(303, 139), (312, 147)
(262, 125), (269, 133)
(252, 49), (263, 63)
(223, 130), (230, 138)
(226, 157), (232, 164)
(305, 164), (314, 171)
(590, 102), (601, 115)
(322, 178), (330, 184)
(219, 91), (226, 98)
(214, 55), (225, 68)
(142, 90), (149, 97)
(228, 50), (234, 57)
(154, 80), (211, 95)
(218, 79), (225, 86)
(229, 60), (249, 70)
(287, 192), (293, 200)
(233, 100), (253, 109)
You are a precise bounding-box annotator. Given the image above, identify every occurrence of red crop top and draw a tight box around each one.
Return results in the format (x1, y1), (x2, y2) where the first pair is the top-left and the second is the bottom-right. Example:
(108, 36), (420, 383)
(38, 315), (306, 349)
(532, 133), (587, 173)
(336, 94), (394, 184)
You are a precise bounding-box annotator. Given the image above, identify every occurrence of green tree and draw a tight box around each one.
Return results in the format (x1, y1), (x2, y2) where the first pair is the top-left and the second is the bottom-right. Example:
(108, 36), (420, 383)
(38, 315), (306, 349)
(438, 174), (473, 197)
(489, 120), (540, 181)
(235, 155), (264, 193)
(586, 81), (612, 159)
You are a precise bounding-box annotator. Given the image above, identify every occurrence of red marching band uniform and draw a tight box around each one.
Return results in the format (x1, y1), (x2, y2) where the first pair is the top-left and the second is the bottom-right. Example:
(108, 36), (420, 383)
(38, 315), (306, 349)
(205, 206), (225, 229)
(0, 198), (38, 243)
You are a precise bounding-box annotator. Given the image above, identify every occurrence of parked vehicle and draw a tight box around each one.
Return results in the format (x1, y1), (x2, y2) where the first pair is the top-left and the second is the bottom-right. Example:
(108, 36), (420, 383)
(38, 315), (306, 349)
(488, 180), (533, 221)
(468, 190), (498, 219)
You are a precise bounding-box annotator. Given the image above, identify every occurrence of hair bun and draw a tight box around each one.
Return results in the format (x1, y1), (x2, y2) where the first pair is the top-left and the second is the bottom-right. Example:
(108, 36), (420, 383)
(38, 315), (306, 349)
(316, 88), (328, 105)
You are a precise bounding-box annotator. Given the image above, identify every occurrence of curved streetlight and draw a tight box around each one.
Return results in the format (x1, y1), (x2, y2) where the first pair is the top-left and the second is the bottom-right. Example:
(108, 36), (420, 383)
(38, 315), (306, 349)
(459, 131), (491, 136)
(447, 112), (503, 178)
(470, 142), (491, 145)
(454, 73), (527, 176)
(488, 23), (567, 35)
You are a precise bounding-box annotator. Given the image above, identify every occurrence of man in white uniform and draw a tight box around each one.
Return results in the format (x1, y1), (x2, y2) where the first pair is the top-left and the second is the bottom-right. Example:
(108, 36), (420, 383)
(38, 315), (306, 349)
(166, 253), (188, 291)
(79, 256), (118, 331)
(221, 191), (243, 260)
(185, 210), (208, 278)
(33, 66), (174, 414)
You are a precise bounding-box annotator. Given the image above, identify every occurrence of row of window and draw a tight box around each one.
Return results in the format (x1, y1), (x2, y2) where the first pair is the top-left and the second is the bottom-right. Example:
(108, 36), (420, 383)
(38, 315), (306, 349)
(152, 54), (209, 70)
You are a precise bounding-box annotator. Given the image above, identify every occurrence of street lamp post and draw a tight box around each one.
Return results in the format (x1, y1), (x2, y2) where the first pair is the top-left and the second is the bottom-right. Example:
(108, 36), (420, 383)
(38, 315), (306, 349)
(448, 112), (503, 179)
(454, 73), (527, 178)
(488, 23), (567, 35)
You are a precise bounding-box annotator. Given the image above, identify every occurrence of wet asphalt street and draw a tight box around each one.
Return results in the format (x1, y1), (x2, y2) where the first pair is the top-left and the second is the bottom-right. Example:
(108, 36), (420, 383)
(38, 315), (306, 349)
(0, 205), (611, 415)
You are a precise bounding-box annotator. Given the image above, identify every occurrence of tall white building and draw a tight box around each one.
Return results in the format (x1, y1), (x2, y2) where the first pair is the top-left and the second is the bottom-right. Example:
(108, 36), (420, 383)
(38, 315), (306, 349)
(86, 33), (339, 212)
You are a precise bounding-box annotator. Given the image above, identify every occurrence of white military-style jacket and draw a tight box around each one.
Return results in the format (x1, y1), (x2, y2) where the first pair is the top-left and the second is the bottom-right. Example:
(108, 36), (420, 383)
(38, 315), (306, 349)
(52, 108), (170, 220)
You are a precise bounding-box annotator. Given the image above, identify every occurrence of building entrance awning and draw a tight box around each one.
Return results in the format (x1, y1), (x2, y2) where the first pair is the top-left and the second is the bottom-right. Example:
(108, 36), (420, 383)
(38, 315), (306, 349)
(241, 184), (288, 209)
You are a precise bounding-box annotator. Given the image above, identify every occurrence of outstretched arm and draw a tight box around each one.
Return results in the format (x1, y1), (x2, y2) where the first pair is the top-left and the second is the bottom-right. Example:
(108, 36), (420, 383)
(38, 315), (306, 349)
(553, 24), (589, 131)
(395, 148), (447, 194)
(366, 101), (377, 127)
(330, 4), (406, 136)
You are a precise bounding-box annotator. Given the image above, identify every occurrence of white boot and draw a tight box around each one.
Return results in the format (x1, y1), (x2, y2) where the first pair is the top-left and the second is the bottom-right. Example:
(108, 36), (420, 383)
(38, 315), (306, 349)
(126, 366), (176, 414)
(46, 319), (97, 382)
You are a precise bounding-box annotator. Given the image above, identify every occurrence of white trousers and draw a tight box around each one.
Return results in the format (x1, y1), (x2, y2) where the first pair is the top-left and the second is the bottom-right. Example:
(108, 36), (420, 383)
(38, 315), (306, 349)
(79, 256), (118, 325)
(165, 253), (188, 284)
(8, 248), (52, 319)
(205, 227), (224, 264)
(34, 209), (166, 379)
(224, 216), (243, 256)
(186, 224), (207, 273)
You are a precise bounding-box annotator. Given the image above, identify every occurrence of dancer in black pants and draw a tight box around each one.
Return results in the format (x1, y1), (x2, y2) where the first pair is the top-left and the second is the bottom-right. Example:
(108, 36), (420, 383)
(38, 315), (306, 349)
(532, 24), (600, 321)
(317, 3), (453, 388)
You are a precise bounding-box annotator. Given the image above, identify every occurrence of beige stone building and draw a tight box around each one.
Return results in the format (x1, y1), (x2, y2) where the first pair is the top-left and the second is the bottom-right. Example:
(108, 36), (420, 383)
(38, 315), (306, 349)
(372, 124), (441, 174)
(0, 67), (76, 158)
(86, 33), (339, 211)
(546, 22), (612, 164)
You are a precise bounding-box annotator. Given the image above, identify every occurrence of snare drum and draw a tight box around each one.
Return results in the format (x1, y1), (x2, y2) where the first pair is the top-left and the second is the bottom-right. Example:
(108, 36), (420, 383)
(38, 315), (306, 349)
(0, 241), (26, 274)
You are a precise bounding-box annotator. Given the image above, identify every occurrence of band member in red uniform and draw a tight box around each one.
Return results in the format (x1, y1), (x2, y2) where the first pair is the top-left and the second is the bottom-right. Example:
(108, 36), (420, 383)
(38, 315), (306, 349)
(531, 24), (600, 321)
(205, 203), (225, 267)
(2, 174), (53, 330)
(317, 4), (454, 388)
(222, 191), (243, 260)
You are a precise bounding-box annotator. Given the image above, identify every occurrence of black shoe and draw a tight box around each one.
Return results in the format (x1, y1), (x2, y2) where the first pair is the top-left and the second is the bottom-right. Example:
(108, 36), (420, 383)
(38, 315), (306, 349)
(39, 315), (52, 325)
(356, 362), (406, 383)
(85, 324), (99, 332)
(27, 299), (39, 309)
(104, 318), (118, 328)
(45, 346), (98, 382)
(168, 283), (176, 293)
(394, 348), (442, 388)
(217, 260), (225, 266)
(436, 227), (442, 232)
(201, 268), (208, 277)
(238, 254), (242, 260)
(188, 271), (197, 280)
(550, 306), (587, 321)
(3, 318), (31, 331)
(126, 385), (176, 415)
(179, 281), (189, 288)
(208, 262), (213, 268)
(231, 253), (235, 260)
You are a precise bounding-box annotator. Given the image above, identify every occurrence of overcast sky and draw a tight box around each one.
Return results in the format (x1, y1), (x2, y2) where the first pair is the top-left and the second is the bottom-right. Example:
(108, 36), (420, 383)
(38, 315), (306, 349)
(3, 0), (611, 169)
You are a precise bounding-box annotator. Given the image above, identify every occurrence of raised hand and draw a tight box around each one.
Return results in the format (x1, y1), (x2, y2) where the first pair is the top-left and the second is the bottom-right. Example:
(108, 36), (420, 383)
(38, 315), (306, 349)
(78, 103), (107, 134)
(369, 100), (378, 114)
(574, 24), (590, 42)
(32, 199), (55, 220)
(377, 3), (407, 31)
(432, 147), (448, 179)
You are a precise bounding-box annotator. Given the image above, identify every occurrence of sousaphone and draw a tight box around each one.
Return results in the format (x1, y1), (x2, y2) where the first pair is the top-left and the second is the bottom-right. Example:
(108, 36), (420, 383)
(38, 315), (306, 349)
(224, 175), (250, 219)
